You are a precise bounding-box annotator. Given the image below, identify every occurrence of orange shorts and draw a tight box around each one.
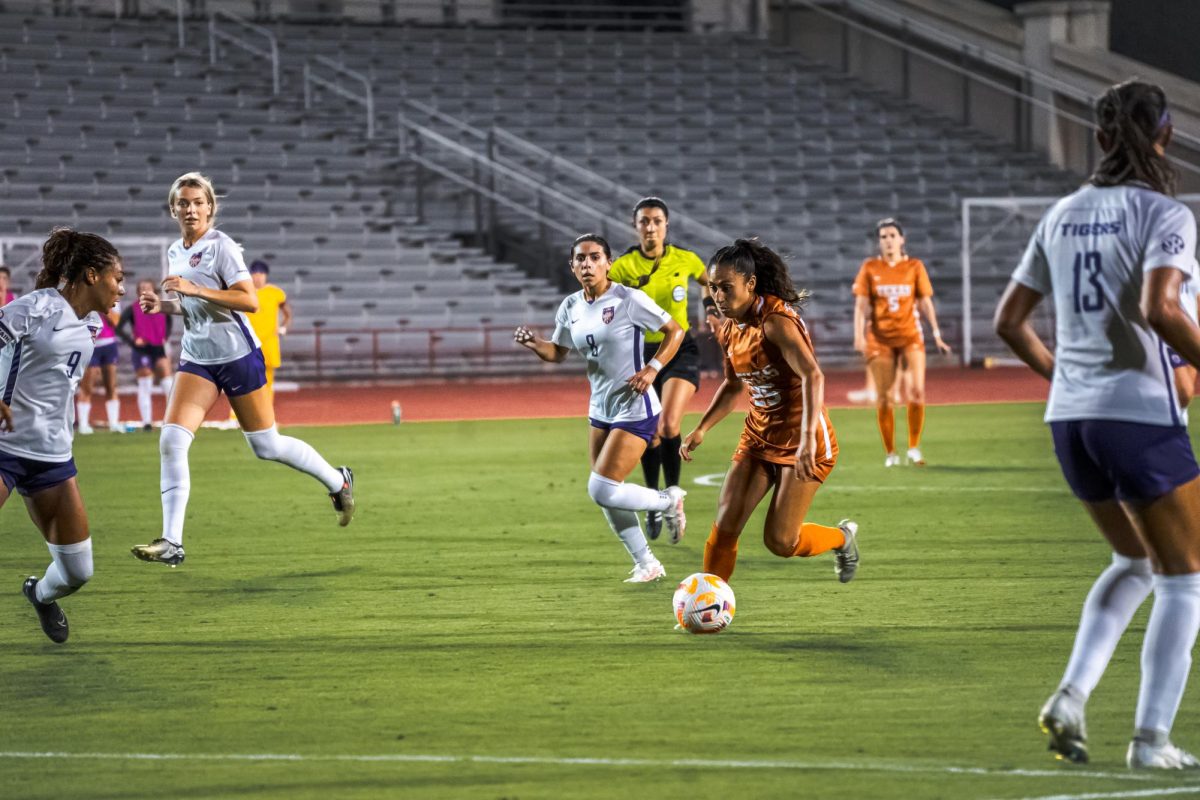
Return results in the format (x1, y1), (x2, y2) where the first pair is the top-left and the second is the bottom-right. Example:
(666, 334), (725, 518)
(864, 333), (924, 363)
(732, 424), (839, 484)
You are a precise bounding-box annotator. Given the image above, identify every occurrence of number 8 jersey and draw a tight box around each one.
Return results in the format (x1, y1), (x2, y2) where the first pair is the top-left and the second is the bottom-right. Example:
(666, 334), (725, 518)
(0, 290), (101, 461)
(1013, 183), (1199, 426)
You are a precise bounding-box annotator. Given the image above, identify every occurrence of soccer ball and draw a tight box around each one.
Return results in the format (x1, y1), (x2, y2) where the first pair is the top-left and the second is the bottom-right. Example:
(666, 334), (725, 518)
(673, 572), (736, 634)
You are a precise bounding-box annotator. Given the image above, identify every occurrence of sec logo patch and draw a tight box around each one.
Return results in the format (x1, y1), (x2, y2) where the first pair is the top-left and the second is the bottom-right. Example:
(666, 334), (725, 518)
(672, 285), (686, 302)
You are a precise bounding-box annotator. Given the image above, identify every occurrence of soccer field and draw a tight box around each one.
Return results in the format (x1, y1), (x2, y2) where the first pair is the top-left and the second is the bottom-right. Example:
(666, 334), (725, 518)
(2, 402), (1198, 799)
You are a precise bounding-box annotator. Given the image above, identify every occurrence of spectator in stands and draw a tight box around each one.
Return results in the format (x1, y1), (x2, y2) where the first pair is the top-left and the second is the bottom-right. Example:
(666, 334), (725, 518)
(0, 266), (16, 304)
(115, 279), (174, 430)
(75, 300), (122, 434)
(853, 217), (950, 467)
(608, 197), (718, 540)
(245, 260), (291, 403)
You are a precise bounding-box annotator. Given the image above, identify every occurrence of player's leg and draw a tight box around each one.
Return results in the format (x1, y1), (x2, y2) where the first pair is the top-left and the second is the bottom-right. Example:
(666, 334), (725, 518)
(587, 426), (661, 580)
(762, 465), (858, 583)
(901, 346), (927, 464)
(264, 364), (276, 404)
(846, 366), (877, 404)
(135, 359), (155, 428)
(22, 477), (93, 643)
(867, 352), (898, 465)
(590, 426), (684, 534)
(154, 355), (174, 420)
(102, 362), (120, 431)
(76, 366), (96, 434)
(705, 456), (773, 582)
(231, 383), (353, 526)
(648, 375), (697, 540)
(132, 371), (217, 565)
(638, 344), (664, 496)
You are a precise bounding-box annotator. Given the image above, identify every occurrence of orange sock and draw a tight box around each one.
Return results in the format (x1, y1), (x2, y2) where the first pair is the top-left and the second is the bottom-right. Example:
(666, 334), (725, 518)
(792, 523), (846, 557)
(876, 406), (895, 453)
(907, 403), (925, 448)
(704, 524), (740, 582)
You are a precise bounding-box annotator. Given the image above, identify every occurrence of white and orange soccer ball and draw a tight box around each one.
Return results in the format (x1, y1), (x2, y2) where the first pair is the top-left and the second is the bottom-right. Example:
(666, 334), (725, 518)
(673, 572), (736, 634)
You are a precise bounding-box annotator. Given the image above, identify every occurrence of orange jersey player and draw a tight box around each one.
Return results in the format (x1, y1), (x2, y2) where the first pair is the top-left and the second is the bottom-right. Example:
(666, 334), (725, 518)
(682, 239), (859, 586)
(852, 218), (951, 467)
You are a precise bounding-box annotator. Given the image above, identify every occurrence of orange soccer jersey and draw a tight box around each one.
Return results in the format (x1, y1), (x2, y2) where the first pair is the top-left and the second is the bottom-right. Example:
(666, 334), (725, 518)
(718, 294), (838, 478)
(852, 256), (933, 346)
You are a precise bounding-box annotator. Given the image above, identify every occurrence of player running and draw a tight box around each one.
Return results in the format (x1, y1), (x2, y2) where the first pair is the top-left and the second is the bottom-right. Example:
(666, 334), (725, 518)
(131, 172), (354, 568)
(115, 278), (174, 430)
(852, 218), (951, 466)
(682, 239), (859, 584)
(515, 233), (687, 583)
(995, 80), (1200, 770)
(2, 229), (125, 642)
(609, 197), (718, 540)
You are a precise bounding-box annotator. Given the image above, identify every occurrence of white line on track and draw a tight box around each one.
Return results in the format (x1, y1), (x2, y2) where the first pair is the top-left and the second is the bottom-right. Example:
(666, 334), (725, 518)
(993, 786), (1200, 800)
(0, 751), (1161, 783)
(691, 472), (1065, 493)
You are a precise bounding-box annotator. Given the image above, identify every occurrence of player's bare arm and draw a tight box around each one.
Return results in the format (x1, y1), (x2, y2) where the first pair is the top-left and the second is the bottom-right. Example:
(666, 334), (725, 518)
(764, 315), (824, 480)
(161, 276), (258, 314)
(917, 296), (952, 354)
(628, 318), (684, 394)
(994, 280), (1054, 380)
(514, 326), (569, 363)
(681, 353), (742, 461)
(853, 295), (870, 354)
(1143, 266), (1200, 370)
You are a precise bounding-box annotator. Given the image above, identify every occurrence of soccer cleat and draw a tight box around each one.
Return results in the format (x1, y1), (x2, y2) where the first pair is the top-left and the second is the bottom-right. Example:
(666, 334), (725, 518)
(646, 510), (662, 541)
(660, 486), (687, 544)
(906, 447), (926, 466)
(846, 387), (877, 404)
(131, 537), (186, 567)
(1038, 687), (1089, 764)
(22, 577), (69, 643)
(1127, 738), (1200, 770)
(624, 559), (666, 583)
(833, 519), (860, 583)
(884, 453), (900, 468)
(77, 422), (94, 435)
(330, 466), (355, 527)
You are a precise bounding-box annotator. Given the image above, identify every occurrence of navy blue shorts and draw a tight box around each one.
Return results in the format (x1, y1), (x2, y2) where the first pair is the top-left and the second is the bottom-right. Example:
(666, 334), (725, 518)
(1050, 419), (1200, 504)
(178, 349), (267, 398)
(590, 414), (660, 444)
(0, 451), (77, 496)
(132, 344), (167, 372)
(89, 341), (118, 368)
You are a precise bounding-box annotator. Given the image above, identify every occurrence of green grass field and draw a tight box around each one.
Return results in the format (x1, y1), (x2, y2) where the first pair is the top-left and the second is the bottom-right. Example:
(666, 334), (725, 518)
(2, 402), (1199, 799)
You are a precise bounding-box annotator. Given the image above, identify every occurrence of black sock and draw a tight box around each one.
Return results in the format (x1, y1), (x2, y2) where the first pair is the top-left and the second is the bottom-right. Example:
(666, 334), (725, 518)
(641, 445), (662, 490)
(661, 435), (683, 487)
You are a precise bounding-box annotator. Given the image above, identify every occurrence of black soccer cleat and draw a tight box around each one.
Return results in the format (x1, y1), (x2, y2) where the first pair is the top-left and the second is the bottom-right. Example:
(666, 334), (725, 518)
(330, 466), (355, 527)
(22, 576), (69, 644)
(646, 510), (662, 540)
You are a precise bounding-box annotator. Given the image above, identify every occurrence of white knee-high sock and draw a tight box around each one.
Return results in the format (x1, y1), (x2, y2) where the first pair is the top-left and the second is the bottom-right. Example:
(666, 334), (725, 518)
(35, 539), (94, 603)
(105, 398), (120, 429)
(1061, 554), (1154, 698)
(587, 472), (671, 512)
(136, 376), (153, 424)
(1135, 572), (1200, 737)
(77, 401), (91, 427)
(601, 506), (653, 566)
(160, 423), (193, 545)
(160, 376), (174, 404)
(243, 426), (343, 492)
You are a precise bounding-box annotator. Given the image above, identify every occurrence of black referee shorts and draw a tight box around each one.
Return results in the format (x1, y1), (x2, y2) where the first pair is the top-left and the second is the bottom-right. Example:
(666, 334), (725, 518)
(644, 330), (701, 393)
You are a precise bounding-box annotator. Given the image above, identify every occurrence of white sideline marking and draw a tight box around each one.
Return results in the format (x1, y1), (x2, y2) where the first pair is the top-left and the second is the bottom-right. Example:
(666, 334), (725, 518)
(0, 750), (1159, 783)
(996, 786), (1200, 800)
(691, 473), (1064, 493)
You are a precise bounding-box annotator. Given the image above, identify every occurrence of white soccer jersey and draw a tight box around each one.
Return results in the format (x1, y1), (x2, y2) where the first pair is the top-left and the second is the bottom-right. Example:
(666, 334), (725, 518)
(0, 290), (100, 461)
(552, 283), (672, 424)
(167, 228), (260, 364)
(1013, 183), (1199, 426)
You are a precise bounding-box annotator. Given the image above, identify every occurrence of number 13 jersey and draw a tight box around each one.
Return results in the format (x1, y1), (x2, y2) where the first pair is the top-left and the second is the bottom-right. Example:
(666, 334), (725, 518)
(1013, 183), (1199, 426)
(0, 290), (101, 461)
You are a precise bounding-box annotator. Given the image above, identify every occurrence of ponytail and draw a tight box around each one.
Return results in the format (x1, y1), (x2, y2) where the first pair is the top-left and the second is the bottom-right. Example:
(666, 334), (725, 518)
(1089, 79), (1177, 196)
(708, 238), (809, 307)
(37, 227), (120, 290)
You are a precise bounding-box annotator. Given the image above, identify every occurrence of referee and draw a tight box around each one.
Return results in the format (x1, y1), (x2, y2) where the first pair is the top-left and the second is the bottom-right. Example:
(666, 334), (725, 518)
(609, 197), (718, 540)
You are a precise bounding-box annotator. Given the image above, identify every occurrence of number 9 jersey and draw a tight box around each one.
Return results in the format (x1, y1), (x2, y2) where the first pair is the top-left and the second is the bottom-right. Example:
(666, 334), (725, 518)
(1013, 184), (1199, 427)
(0, 290), (101, 461)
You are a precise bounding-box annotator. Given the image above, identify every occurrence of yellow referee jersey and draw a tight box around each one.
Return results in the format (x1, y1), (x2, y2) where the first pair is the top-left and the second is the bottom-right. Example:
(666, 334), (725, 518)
(609, 244), (706, 342)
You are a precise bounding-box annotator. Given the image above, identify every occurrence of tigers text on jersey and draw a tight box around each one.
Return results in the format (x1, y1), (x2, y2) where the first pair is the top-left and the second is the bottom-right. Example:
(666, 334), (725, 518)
(1013, 183), (1199, 426)
(0, 290), (100, 461)
(718, 294), (835, 462)
(168, 228), (261, 364)
(551, 283), (672, 424)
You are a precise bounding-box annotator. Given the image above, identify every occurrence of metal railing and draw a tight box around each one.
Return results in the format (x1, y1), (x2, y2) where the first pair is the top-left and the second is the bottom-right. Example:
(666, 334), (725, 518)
(208, 8), (279, 95)
(303, 56), (375, 139)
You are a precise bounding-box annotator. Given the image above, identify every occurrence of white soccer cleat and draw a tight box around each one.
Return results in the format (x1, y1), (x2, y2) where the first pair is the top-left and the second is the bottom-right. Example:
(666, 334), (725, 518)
(834, 519), (860, 583)
(1127, 738), (1200, 770)
(846, 388), (877, 404)
(660, 486), (687, 544)
(77, 422), (94, 435)
(906, 447), (925, 466)
(884, 453), (900, 468)
(624, 559), (666, 583)
(1038, 687), (1088, 764)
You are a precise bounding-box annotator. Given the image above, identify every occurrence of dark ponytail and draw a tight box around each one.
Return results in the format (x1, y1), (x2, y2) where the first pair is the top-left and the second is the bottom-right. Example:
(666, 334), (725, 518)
(1090, 79), (1177, 196)
(708, 238), (809, 307)
(37, 227), (120, 290)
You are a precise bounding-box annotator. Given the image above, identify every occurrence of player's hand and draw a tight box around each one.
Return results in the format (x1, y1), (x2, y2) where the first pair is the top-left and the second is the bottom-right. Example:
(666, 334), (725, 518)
(853, 336), (866, 355)
(934, 336), (953, 355)
(0, 401), (13, 432)
(627, 365), (658, 394)
(134, 336), (146, 347)
(161, 275), (199, 297)
(139, 290), (162, 314)
(795, 432), (819, 480)
(279, 326), (287, 336)
(680, 428), (704, 462)
(513, 325), (536, 348)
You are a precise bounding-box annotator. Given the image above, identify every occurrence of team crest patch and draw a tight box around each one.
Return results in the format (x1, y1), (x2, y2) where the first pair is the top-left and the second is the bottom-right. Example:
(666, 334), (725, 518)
(87, 325), (99, 343)
(1163, 234), (1186, 255)
(672, 285), (686, 302)
(189, 250), (205, 268)
(602, 306), (615, 324)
